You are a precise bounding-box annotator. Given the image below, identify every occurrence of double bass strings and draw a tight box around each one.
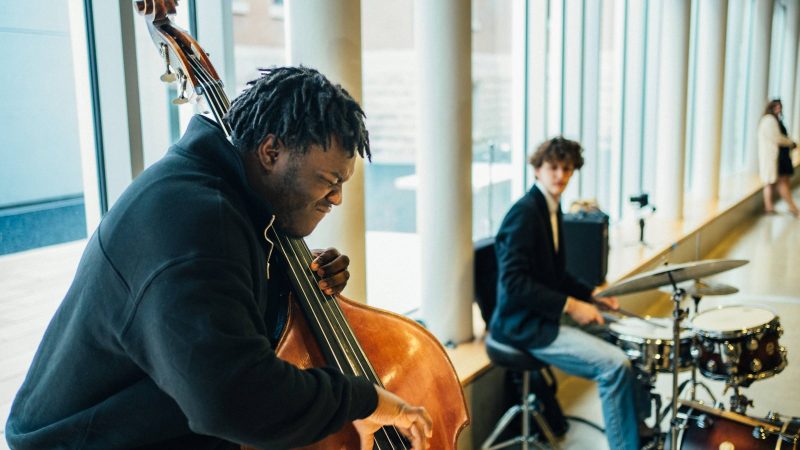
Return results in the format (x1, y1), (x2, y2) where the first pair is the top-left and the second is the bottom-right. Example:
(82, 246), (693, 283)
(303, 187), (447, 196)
(185, 55), (231, 135)
(270, 230), (409, 449)
(288, 238), (411, 448)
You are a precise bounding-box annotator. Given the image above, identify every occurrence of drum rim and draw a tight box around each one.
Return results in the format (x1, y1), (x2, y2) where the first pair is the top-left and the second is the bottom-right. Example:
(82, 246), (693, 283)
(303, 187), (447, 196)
(608, 316), (694, 343)
(691, 304), (779, 338)
(609, 330), (694, 345)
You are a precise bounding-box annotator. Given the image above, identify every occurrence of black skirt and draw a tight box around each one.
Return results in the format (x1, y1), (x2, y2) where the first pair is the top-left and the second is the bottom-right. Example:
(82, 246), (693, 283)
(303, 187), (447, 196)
(778, 147), (794, 176)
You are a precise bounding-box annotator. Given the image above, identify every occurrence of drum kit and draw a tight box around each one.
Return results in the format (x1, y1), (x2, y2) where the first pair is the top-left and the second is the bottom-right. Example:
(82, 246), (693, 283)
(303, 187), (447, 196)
(595, 259), (795, 450)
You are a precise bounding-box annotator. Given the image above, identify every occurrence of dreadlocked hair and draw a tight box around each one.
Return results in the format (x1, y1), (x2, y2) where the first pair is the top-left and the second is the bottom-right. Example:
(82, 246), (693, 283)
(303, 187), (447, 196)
(224, 66), (371, 161)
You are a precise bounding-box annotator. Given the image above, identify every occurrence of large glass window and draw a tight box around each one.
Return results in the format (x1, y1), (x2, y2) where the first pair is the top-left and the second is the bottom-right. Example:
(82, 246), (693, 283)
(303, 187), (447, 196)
(0, 2), (88, 255)
(362, 0), (418, 313)
(472, 0), (515, 240)
(231, 0), (286, 93)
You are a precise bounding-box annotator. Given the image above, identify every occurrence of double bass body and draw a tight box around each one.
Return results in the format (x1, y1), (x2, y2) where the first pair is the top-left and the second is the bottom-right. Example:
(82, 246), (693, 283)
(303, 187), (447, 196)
(274, 294), (469, 449)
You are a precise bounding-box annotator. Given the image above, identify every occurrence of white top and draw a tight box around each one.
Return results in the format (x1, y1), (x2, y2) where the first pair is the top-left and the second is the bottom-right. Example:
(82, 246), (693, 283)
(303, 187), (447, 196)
(691, 305), (775, 332)
(757, 114), (794, 184)
(535, 182), (559, 252)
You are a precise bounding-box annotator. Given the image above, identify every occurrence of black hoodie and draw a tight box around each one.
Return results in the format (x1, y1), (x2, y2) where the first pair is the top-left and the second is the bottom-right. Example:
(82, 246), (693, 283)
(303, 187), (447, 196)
(6, 116), (377, 449)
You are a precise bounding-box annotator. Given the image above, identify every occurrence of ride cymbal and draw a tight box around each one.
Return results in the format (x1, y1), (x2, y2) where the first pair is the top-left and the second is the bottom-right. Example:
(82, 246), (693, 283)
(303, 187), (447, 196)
(595, 259), (748, 297)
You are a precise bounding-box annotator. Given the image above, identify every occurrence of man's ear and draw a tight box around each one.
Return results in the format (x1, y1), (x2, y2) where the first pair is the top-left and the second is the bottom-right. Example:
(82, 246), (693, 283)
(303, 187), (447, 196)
(255, 134), (281, 171)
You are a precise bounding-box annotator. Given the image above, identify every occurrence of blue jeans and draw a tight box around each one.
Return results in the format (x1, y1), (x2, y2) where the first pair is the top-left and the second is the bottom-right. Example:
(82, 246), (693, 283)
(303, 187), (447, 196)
(528, 325), (640, 450)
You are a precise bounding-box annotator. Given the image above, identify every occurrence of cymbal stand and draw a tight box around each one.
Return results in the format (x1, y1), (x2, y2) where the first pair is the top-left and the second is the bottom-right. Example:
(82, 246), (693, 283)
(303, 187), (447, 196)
(667, 273), (687, 450)
(678, 367), (717, 403)
(723, 383), (753, 414)
(679, 294), (716, 404)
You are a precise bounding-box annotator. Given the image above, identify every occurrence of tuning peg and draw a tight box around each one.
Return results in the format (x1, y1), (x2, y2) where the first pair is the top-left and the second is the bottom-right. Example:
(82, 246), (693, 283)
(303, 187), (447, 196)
(160, 67), (177, 83)
(159, 44), (178, 83)
(172, 70), (189, 105)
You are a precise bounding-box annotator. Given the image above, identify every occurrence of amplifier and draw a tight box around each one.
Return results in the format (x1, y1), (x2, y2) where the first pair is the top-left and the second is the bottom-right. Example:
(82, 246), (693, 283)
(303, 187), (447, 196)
(562, 210), (609, 286)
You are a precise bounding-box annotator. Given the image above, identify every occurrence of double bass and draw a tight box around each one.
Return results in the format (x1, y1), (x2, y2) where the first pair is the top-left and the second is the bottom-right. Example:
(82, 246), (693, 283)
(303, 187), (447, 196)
(135, 2), (469, 448)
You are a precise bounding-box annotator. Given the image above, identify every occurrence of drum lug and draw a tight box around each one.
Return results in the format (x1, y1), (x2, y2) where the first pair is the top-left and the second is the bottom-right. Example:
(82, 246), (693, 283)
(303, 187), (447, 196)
(752, 425), (768, 440)
(696, 413), (714, 429)
(765, 411), (780, 423)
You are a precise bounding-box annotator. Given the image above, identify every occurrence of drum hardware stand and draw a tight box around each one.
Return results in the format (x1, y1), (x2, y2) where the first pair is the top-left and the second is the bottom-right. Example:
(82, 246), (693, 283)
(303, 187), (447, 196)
(666, 273), (687, 450)
(723, 383), (753, 414)
(676, 367), (717, 403)
(628, 193), (656, 248)
(677, 293), (716, 405)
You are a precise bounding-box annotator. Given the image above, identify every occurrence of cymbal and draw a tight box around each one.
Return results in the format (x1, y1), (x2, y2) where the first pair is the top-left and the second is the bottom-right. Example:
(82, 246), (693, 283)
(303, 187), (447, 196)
(658, 279), (739, 297)
(595, 259), (748, 298)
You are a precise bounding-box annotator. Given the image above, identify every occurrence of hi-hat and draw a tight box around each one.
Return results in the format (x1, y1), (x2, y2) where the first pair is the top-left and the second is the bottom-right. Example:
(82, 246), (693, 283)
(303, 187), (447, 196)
(658, 279), (739, 297)
(595, 259), (748, 298)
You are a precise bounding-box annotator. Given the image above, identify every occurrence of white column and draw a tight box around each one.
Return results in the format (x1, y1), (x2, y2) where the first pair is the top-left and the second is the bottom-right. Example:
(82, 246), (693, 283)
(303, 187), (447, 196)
(745, 0), (775, 172)
(285, 0), (367, 303)
(781, 0), (798, 106)
(692, 0), (727, 205)
(414, 0), (473, 344)
(655, 0), (691, 220)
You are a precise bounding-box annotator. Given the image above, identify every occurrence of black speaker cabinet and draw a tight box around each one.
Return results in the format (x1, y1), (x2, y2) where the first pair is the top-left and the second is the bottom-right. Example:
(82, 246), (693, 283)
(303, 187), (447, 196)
(562, 211), (609, 286)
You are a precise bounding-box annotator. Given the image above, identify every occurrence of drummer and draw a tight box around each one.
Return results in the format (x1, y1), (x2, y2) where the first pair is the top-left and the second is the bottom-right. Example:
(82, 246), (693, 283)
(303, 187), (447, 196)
(489, 137), (645, 450)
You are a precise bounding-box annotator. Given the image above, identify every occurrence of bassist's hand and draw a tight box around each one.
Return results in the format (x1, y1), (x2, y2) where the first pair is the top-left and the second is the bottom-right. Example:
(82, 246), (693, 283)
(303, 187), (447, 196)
(353, 386), (432, 450)
(310, 248), (350, 295)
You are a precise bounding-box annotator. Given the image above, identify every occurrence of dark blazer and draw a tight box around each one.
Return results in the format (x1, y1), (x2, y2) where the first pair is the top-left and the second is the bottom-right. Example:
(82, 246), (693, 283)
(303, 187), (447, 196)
(489, 185), (593, 349)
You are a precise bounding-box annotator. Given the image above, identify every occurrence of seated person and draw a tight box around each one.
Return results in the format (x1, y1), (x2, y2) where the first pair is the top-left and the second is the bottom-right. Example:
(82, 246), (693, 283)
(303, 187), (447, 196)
(5, 67), (431, 450)
(489, 137), (641, 450)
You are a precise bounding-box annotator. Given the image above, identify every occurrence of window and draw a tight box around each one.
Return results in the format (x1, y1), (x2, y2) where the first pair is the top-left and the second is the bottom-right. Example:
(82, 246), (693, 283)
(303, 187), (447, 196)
(231, 0), (286, 94)
(0, 1), (89, 255)
(362, 0), (419, 313)
(472, 0), (516, 239)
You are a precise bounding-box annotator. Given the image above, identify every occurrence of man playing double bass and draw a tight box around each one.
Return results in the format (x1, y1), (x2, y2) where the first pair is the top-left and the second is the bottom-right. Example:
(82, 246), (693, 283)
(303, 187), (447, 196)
(6, 67), (431, 449)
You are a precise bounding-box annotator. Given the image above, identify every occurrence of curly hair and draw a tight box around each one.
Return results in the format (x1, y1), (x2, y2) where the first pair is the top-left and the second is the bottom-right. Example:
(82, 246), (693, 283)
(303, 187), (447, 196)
(224, 66), (371, 160)
(528, 136), (584, 170)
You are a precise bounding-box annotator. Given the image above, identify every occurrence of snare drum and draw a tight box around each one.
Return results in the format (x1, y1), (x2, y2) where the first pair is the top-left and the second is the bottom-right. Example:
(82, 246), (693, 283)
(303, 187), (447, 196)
(666, 400), (800, 449)
(607, 317), (694, 374)
(691, 305), (786, 385)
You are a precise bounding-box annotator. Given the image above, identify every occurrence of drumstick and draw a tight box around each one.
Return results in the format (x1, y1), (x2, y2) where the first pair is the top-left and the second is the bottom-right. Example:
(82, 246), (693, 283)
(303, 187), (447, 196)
(591, 299), (668, 328)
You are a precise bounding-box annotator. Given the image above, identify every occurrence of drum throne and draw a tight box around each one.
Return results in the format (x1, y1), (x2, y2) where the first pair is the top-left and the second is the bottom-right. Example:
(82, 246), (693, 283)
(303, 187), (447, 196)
(474, 238), (564, 450)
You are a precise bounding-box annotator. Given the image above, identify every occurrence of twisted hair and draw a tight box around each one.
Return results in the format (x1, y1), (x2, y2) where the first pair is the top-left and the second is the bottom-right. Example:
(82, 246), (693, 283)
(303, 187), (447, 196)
(225, 66), (370, 160)
(529, 136), (584, 170)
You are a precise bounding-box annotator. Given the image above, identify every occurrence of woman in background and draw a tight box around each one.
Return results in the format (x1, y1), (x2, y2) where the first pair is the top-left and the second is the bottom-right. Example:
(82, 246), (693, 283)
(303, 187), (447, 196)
(758, 98), (798, 216)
